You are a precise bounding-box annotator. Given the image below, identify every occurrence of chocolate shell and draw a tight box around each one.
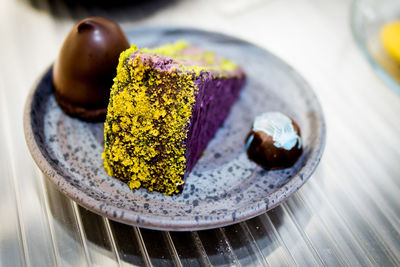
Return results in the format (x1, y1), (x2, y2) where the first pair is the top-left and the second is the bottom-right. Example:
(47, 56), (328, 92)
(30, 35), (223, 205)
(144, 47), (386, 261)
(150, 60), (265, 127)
(245, 112), (302, 170)
(52, 17), (130, 121)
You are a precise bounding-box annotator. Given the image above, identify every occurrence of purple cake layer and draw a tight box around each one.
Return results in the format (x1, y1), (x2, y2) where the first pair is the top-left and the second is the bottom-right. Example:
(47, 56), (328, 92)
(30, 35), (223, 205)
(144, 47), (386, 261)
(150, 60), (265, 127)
(185, 73), (245, 173)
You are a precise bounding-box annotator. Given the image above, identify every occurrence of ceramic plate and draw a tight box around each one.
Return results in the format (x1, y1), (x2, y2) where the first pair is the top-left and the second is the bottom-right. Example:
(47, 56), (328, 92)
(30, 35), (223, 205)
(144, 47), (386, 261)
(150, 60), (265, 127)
(24, 27), (326, 231)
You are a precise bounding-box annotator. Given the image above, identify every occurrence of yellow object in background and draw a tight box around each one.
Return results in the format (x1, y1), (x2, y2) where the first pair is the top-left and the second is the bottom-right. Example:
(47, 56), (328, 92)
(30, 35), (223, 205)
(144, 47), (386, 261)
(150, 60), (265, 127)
(381, 21), (400, 64)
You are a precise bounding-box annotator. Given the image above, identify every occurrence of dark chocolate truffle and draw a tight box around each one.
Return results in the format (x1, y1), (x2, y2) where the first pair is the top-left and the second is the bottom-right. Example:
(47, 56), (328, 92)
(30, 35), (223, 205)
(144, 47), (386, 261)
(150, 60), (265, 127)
(245, 112), (302, 170)
(53, 17), (130, 121)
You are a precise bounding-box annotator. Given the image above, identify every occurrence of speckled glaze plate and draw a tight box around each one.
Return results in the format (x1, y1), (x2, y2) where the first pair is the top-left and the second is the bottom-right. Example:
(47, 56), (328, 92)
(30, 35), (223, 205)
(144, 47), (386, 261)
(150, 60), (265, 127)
(23, 27), (325, 231)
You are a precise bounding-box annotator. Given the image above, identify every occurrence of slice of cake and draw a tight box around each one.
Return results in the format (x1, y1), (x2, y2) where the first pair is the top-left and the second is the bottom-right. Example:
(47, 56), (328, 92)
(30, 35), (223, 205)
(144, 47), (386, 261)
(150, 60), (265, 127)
(102, 41), (246, 195)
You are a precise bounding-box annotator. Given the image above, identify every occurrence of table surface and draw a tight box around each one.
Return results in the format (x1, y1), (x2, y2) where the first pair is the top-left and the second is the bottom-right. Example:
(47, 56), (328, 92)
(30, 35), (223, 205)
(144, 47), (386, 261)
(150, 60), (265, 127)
(1, 0), (400, 266)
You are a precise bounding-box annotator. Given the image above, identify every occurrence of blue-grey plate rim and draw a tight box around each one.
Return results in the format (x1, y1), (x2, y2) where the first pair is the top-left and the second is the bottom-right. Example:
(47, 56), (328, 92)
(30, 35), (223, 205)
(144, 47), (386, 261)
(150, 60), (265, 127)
(23, 26), (326, 231)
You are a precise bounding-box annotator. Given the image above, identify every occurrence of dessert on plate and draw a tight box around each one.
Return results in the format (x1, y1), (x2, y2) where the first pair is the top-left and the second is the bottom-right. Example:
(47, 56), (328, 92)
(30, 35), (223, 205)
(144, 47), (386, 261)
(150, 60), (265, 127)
(245, 112), (302, 170)
(51, 17), (303, 196)
(52, 17), (130, 121)
(102, 41), (246, 195)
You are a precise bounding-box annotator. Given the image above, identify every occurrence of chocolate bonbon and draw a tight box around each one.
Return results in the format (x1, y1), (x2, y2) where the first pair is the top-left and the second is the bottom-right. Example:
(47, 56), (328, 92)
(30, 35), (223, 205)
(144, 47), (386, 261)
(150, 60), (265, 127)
(53, 17), (130, 121)
(245, 112), (302, 170)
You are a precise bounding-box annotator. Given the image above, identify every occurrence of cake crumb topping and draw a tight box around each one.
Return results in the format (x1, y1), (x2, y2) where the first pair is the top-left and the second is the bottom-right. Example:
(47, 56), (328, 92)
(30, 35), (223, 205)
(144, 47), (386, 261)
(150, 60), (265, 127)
(102, 45), (196, 195)
(142, 41), (239, 76)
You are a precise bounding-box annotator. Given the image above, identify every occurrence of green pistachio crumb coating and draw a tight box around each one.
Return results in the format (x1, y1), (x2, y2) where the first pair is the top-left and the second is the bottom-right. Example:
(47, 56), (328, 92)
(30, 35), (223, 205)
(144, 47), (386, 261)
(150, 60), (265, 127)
(102, 45), (196, 195)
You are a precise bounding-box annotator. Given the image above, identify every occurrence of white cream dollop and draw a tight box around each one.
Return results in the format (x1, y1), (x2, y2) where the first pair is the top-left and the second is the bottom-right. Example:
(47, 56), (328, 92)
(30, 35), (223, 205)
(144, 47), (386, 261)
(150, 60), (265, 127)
(252, 112), (301, 150)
